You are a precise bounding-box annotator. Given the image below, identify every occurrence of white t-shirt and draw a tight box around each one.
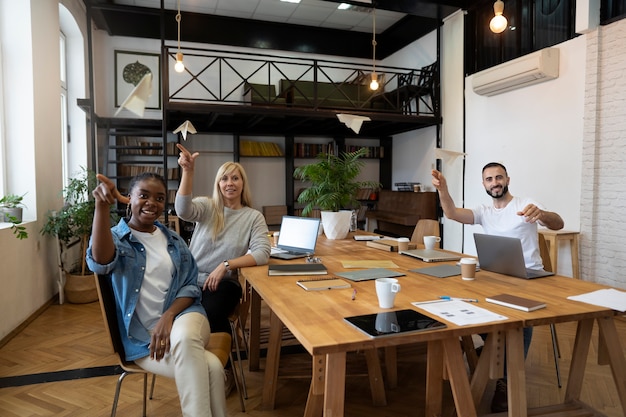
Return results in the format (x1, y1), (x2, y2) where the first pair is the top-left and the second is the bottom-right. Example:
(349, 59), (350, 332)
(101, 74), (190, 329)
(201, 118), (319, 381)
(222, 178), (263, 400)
(471, 196), (544, 270)
(131, 227), (174, 331)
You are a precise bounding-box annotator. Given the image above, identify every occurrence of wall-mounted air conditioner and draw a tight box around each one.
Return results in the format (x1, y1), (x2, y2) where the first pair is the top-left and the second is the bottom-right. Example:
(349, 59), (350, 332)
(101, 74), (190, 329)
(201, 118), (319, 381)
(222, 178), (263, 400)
(472, 48), (560, 96)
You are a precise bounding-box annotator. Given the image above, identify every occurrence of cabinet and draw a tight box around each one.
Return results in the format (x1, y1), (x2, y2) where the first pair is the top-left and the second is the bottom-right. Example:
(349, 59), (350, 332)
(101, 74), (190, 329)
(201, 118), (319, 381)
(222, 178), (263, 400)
(101, 118), (179, 215)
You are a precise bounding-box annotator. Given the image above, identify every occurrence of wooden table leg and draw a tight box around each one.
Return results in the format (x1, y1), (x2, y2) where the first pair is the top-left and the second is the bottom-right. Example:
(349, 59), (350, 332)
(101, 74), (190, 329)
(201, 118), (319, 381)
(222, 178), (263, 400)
(248, 287), (262, 371)
(324, 351), (346, 417)
(505, 327), (527, 417)
(304, 355), (325, 417)
(261, 309), (283, 410)
(384, 346), (398, 389)
(563, 318), (593, 402)
(594, 317), (626, 411)
(470, 332), (497, 407)
(364, 348), (387, 406)
(442, 337), (477, 417)
(425, 340), (444, 417)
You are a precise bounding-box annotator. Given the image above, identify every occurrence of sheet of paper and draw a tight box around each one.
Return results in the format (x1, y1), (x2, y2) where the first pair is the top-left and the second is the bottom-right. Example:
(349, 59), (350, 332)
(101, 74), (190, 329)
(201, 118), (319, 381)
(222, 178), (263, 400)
(412, 300), (508, 326)
(567, 288), (626, 312)
(341, 260), (399, 269)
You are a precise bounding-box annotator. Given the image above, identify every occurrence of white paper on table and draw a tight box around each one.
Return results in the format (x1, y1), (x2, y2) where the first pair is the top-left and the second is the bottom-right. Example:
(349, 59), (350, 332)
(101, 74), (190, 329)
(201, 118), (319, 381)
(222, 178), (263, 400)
(567, 288), (626, 312)
(412, 300), (508, 326)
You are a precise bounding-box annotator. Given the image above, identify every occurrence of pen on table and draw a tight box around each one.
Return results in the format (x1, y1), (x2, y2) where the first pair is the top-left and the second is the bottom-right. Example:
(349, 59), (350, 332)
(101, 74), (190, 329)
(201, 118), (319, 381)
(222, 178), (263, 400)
(351, 289), (357, 301)
(440, 296), (479, 303)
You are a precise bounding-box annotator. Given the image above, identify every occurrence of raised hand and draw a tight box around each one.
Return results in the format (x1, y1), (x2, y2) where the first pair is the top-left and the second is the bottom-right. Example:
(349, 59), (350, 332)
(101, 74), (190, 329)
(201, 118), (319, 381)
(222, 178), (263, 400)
(93, 174), (130, 205)
(177, 143), (199, 171)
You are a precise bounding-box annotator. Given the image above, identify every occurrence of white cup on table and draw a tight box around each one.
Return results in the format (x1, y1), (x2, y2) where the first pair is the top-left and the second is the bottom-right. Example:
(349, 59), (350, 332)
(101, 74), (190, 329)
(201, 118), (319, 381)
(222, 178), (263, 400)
(423, 235), (441, 250)
(375, 278), (401, 309)
(460, 257), (478, 280)
(397, 237), (410, 252)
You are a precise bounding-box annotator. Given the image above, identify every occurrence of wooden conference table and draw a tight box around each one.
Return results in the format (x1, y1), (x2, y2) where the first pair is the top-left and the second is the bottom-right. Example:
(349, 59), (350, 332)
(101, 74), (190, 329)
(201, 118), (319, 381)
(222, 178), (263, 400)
(240, 233), (626, 417)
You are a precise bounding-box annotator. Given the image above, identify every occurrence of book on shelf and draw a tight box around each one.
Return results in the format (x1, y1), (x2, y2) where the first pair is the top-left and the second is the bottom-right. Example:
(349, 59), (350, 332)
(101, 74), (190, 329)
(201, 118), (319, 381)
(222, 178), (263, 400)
(268, 263), (327, 276)
(296, 277), (351, 291)
(485, 294), (546, 312)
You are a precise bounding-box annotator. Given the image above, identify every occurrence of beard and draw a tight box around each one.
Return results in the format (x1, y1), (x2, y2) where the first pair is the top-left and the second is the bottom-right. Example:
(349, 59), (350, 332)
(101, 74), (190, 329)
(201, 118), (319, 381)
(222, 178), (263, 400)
(485, 185), (508, 199)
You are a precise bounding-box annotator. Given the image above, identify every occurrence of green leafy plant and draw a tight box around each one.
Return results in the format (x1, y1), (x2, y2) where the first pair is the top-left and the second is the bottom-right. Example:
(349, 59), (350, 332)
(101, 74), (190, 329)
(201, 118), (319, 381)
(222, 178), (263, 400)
(293, 147), (380, 216)
(5, 213), (27, 239)
(0, 193), (27, 209)
(41, 168), (117, 274)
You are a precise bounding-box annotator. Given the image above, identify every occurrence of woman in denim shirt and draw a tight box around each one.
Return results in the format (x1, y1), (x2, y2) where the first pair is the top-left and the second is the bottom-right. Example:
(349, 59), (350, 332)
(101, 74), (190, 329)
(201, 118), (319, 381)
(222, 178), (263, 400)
(86, 172), (226, 417)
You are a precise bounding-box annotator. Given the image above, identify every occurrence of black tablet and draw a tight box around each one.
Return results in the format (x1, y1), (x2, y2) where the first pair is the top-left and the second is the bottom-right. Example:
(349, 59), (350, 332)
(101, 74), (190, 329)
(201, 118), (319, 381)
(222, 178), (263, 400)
(344, 309), (446, 338)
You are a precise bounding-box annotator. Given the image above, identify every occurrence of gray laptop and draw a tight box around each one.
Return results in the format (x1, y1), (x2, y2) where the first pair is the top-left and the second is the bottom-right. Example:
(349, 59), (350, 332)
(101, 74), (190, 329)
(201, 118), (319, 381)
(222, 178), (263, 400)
(270, 216), (321, 260)
(473, 233), (554, 279)
(399, 248), (462, 263)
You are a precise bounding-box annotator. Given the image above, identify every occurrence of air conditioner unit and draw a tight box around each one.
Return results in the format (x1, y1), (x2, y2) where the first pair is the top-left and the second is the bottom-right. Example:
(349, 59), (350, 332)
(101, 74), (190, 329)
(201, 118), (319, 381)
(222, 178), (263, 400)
(472, 48), (560, 96)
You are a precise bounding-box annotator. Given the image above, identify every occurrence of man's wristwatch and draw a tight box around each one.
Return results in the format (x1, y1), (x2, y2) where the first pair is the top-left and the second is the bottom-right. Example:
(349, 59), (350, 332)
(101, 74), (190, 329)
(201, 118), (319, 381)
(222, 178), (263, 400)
(223, 260), (230, 271)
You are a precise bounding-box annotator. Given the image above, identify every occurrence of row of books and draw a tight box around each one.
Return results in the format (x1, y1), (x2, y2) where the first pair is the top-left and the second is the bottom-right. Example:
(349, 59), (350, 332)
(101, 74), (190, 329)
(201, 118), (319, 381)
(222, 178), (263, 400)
(240, 140), (283, 156)
(293, 142), (384, 158)
(117, 165), (179, 180)
(116, 137), (177, 155)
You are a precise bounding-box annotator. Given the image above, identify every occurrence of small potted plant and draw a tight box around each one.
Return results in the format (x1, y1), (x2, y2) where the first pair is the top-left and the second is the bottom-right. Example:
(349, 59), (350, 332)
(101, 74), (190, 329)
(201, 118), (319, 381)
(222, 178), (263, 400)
(1, 193), (28, 240)
(41, 168), (118, 303)
(293, 147), (380, 239)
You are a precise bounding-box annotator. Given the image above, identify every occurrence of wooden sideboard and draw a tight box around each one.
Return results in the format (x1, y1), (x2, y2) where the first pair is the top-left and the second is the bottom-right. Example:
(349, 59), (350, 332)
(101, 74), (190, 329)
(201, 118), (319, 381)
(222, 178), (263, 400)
(365, 190), (437, 237)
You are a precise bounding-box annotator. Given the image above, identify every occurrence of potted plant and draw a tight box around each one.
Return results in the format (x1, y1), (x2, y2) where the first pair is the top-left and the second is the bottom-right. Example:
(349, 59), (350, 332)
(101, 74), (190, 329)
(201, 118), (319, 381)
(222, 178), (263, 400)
(1, 193), (28, 239)
(41, 168), (118, 303)
(293, 147), (380, 239)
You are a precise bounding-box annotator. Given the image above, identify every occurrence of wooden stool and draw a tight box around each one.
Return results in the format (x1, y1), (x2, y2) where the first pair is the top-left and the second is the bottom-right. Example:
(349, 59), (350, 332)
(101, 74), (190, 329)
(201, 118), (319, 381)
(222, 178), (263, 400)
(538, 230), (580, 279)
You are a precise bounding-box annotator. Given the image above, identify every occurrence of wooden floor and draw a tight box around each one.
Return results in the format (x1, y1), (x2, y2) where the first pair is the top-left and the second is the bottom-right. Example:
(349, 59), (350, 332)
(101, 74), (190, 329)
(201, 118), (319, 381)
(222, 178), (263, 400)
(0, 300), (625, 417)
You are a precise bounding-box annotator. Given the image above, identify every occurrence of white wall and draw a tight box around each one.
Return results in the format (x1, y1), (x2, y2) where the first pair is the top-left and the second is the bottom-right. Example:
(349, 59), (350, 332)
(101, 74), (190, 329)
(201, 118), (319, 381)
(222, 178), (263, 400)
(462, 38), (586, 278)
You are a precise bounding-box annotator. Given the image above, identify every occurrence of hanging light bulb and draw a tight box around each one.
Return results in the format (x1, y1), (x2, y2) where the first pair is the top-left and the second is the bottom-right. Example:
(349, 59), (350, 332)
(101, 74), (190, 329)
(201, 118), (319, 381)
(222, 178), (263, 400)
(370, 9), (379, 91)
(370, 72), (379, 90)
(489, 0), (508, 34)
(174, 0), (185, 73)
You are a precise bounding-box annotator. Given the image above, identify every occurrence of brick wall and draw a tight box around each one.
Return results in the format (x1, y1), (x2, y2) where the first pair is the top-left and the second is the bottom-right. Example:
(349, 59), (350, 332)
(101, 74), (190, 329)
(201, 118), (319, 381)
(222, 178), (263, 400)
(580, 19), (626, 288)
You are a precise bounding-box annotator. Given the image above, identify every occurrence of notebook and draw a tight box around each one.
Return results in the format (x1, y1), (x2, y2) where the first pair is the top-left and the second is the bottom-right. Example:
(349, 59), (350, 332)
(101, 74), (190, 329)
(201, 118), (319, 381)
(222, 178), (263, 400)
(270, 216), (321, 260)
(473, 233), (554, 279)
(399, 248), (462, 263)
(336, 268), (405, 282)
(268, 263), (327, 276)
(296, 277), (351, 291)
(410, 264), (462, 278)
(344, 309), (446, 338)
(486, 293), (547, 312)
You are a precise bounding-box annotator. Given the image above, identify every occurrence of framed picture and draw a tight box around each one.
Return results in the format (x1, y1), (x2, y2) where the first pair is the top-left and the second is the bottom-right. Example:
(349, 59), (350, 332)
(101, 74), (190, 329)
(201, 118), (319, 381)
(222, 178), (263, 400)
(114, 50), (161, 110)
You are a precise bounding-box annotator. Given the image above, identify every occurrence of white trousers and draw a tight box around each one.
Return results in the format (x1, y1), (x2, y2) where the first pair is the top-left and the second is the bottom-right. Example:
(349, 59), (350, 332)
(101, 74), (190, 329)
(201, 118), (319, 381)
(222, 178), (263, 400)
(136, 312), (226, 417)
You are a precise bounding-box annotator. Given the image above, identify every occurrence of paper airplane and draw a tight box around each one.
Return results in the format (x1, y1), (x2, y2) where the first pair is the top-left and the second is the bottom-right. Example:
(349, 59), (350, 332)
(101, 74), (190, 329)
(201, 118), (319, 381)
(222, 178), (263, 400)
(337, 113), (371, 134)
(114, 72), (153, 117)
(434, 148), (466, 164)
(173, 120), (197, 140)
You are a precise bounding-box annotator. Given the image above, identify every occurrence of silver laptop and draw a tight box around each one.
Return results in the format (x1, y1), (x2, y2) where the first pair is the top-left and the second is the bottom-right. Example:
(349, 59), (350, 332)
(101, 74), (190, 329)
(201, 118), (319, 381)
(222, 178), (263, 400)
(473, 233), (554, 279)
(270, 216), (321, 260)
(399, 248), (462, 263)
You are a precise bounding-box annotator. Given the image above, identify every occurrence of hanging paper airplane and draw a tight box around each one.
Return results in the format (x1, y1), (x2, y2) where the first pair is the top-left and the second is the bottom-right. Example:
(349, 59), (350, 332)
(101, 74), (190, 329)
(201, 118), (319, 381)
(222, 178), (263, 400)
(173, 120), (197, 140)
(114, 72), (153, 117)
(337, 113), (371, 134)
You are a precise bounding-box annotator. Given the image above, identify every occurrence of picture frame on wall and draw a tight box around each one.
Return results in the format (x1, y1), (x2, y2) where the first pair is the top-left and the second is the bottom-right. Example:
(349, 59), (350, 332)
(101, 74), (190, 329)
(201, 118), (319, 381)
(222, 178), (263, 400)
(114, 50), (161, 110)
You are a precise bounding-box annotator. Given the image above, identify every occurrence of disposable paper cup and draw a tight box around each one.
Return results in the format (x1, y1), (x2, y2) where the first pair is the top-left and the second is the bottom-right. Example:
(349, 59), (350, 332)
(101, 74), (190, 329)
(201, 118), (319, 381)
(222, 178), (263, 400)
(460, 257), (477, 280)
(397, 237), (410, 252)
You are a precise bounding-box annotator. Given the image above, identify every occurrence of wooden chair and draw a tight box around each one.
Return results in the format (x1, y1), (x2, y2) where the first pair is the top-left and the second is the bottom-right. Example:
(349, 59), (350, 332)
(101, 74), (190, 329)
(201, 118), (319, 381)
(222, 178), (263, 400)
(96, 274), (241, 416)
(410, 219), (440, 246)
(229, 296), (250, 402)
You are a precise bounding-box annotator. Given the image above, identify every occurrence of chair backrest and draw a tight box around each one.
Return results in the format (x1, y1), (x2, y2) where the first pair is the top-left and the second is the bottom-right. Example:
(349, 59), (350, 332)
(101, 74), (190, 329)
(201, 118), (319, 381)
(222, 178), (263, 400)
(96, 274), (133, 367)
(538, 233), (553, 272)
(410, 219), (440, 245)
(417, 62), (437, 89)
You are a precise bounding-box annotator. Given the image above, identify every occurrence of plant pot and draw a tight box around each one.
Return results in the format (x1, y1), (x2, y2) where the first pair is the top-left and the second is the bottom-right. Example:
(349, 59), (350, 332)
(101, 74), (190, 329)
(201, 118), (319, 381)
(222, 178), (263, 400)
(2, 207), (22, 222)
(320, 210), (352, 240)
(64, 272), (98, 304)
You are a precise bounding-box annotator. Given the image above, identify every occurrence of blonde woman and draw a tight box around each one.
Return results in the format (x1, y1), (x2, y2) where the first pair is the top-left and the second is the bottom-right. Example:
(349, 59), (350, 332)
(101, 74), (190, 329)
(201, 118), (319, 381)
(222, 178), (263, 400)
(175, 144), (270, 394)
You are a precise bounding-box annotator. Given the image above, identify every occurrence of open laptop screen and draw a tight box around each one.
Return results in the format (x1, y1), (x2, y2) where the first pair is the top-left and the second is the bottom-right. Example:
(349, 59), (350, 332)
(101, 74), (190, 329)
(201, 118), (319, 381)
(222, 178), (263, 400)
(276, 216), (320, 253)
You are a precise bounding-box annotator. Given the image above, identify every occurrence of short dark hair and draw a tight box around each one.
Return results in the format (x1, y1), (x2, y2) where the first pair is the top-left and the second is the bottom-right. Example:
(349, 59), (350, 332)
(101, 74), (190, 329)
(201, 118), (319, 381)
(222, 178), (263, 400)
(482, 162), (508, 175)
(128, 172), (167, 194)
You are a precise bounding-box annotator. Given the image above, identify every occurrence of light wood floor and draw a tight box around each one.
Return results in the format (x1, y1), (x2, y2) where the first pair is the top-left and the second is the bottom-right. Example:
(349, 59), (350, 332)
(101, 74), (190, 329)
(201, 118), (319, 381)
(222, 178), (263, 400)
(0, 300), (625, 417)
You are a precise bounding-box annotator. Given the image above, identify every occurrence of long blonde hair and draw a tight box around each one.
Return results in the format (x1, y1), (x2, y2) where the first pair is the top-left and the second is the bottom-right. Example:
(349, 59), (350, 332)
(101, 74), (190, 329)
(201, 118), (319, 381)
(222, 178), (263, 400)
(208, 161), (253, 240)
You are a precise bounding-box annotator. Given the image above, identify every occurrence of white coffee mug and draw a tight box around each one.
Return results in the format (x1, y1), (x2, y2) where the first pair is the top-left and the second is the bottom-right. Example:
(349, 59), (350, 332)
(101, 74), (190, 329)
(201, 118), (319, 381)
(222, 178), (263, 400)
(375, 277), (401, 309)
(423, 235), (441, 250)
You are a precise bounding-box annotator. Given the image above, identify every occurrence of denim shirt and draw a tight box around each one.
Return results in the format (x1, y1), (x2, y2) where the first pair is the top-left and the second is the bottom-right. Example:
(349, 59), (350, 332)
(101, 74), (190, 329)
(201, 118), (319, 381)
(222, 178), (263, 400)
(86, 219), (204, 361)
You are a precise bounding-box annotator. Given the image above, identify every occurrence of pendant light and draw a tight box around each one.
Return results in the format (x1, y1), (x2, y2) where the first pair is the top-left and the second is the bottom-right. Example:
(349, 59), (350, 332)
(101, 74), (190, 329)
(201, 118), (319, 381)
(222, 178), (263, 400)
(369, 8), (379, 91)
(174, 0), (185, 73)
(489, 0), (508, 34)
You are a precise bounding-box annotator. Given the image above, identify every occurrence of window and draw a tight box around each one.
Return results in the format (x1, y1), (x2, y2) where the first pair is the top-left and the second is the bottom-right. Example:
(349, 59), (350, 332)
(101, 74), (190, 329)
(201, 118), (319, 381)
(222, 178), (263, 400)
(60, 31), (69, 187)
